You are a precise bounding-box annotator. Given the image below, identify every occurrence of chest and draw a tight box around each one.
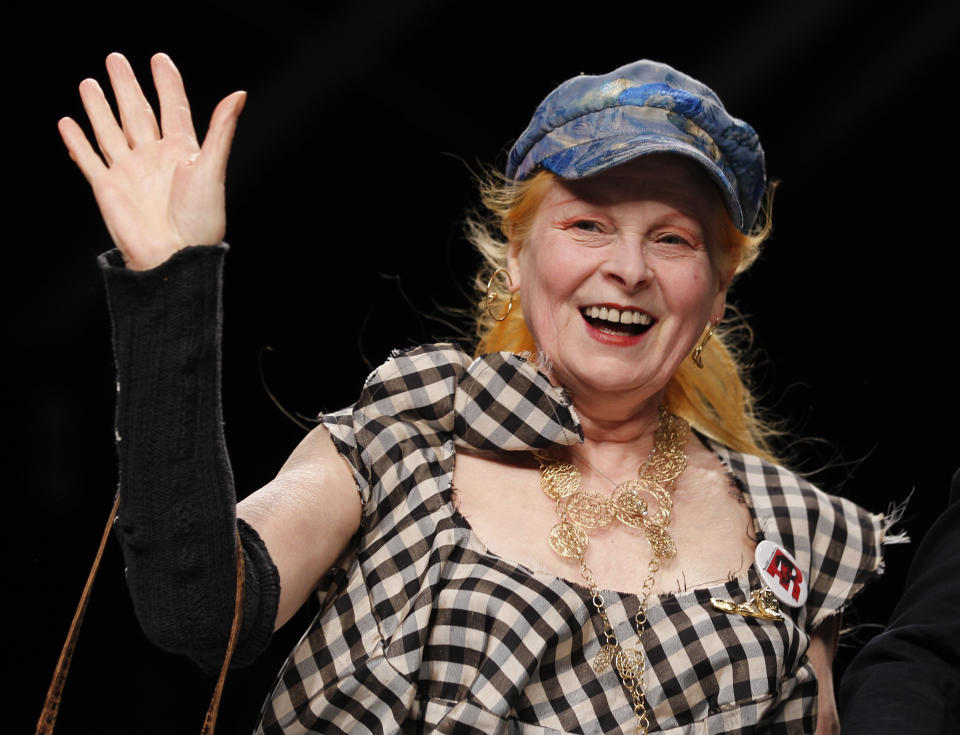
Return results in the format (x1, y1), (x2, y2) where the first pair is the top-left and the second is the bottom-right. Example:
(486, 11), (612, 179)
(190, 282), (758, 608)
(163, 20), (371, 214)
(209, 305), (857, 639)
(451, 442), (758, 596)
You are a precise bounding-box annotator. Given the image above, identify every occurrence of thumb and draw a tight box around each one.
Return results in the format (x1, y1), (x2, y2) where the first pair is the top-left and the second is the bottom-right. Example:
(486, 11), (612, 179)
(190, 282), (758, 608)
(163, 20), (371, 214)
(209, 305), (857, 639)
(198, 90), (247, 181)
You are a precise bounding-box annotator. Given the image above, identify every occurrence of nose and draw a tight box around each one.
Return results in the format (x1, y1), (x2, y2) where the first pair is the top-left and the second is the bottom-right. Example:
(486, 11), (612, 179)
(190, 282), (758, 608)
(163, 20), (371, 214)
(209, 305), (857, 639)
(601, 239), (654, 291)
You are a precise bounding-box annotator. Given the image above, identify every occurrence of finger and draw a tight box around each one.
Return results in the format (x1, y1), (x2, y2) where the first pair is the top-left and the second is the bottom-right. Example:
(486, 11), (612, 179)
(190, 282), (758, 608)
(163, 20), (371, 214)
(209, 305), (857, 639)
(58, 116), (108, 184)
(78, 78), (128, 166)
(198, 90), (246, 181)
(105, 52), (160, 146)
(152, 52), (197, 143)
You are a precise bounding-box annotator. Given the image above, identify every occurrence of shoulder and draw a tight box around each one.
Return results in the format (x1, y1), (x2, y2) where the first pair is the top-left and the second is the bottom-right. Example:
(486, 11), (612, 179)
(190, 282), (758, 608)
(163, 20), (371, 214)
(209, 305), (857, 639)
(710, 441), (885, 629)
(358, 342), (473, 406)
(351, 342), (582, 452)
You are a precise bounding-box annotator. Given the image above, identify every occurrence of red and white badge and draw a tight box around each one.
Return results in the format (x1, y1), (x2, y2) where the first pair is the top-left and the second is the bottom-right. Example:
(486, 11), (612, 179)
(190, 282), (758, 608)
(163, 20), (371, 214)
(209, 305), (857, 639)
(755, 540), (808, 608)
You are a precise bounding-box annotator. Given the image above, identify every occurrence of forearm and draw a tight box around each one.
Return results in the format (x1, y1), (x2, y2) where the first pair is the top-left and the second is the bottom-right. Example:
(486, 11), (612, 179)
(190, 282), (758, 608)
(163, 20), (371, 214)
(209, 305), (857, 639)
(101, 244), (279, 671)
(808, 616), (840, 735)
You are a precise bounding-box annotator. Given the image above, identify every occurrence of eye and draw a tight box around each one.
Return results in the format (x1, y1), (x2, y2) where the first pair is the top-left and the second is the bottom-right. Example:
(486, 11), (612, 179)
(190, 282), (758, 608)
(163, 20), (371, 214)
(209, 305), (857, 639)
(572, 219), (604, 233)
(556, 216), (612, 248)
(653, 231), (696, 248)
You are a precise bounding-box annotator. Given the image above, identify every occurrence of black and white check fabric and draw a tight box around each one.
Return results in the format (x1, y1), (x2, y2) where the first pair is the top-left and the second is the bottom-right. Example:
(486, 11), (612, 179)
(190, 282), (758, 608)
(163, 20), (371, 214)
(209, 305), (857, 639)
(256, 344), (883, 734)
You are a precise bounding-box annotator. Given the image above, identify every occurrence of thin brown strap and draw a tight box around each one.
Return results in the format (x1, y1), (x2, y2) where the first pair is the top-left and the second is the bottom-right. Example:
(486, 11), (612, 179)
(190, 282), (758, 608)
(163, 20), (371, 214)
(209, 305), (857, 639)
(35, 493), (121, 735)
(36, 501), (246, 735)
(200, 532), (246, 735)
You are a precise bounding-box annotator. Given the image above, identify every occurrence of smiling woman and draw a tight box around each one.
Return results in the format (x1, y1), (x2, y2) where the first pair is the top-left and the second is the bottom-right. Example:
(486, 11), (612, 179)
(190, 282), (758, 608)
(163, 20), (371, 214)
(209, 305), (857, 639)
(472, 160), (775, 461)
(51, 53), (887, 735)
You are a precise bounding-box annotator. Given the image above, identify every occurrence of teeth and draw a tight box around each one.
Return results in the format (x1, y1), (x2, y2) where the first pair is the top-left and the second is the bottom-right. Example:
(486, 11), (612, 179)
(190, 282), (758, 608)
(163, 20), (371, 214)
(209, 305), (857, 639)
(582, 306), (652, 326)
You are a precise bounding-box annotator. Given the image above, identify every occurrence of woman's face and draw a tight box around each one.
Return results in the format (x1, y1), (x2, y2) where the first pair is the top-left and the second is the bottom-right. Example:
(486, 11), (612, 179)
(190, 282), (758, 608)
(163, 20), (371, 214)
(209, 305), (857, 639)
(507, 155), (731, 408)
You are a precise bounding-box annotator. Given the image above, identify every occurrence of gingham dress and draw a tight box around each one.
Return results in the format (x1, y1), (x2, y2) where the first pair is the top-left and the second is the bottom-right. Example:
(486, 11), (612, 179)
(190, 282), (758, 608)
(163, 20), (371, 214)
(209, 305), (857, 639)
(256, 343), (883, 734)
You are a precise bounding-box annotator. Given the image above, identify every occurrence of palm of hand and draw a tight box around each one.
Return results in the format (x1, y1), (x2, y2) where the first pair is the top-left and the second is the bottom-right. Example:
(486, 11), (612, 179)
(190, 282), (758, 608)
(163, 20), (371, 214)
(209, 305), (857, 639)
(59, 53), (244, 271)
(93, 133), (220, 268)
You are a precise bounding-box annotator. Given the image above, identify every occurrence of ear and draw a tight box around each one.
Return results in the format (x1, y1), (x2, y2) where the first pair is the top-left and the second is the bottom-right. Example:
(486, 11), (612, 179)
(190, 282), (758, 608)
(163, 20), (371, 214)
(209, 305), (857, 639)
(710, 249), (737, 321)
(710, 284), (728, 324)
(505, 238), (523, 292)
(708, 207), (739, 302)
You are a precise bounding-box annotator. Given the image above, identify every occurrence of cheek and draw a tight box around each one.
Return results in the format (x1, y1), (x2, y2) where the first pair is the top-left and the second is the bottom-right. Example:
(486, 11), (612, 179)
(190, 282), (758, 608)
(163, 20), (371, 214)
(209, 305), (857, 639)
(669, 261), (720, 310)
(524, 252), (594, 314)
(518, 245), (587, 336)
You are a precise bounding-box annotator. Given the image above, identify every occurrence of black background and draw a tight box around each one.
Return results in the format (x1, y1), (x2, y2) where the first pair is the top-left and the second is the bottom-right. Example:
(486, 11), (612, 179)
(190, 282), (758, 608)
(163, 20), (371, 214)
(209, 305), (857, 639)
(10, 1), (960, 732)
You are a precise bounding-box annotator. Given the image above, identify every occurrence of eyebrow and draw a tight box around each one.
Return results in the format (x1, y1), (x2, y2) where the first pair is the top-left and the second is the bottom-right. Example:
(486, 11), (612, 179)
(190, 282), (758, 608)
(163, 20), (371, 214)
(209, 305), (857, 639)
(549, 196), (705, 228)
(657, 210), (704, 229)
(548, 195), (583, 209)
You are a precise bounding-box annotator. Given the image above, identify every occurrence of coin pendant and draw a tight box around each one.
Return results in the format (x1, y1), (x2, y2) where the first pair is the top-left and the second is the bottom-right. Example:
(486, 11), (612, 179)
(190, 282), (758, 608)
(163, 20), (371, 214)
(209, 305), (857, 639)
(644, 450), (687, 482)
(541, 462), (581, 500)
(566, 490), (614, 528)
(548, 520), (588, 558)
(644, 523), (677, 559)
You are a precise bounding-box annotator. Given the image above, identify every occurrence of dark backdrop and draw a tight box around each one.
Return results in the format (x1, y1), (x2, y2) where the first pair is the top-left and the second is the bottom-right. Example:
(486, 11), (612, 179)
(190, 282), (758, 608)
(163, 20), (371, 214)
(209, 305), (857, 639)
(10, 1), (959, 732)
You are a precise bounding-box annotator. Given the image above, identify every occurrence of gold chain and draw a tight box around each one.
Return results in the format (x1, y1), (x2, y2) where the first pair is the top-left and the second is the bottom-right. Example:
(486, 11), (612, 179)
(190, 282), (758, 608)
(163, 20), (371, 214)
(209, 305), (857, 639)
(537, 406), (690, 735)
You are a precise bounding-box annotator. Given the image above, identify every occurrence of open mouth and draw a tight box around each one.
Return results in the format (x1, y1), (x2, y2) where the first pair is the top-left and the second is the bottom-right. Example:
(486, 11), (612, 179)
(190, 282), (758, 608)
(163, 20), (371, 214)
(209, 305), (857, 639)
(580, 305), (654, 336)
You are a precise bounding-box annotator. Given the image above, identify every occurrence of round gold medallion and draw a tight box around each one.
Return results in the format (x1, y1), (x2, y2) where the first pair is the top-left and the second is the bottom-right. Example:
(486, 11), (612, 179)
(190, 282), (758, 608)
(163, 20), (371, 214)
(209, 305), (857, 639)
(548, 520), (588, 558)
(643, 523), (677, 560)
(612, 481), (649, 528)
(645, 451), (686, 482)
(566, 490), (614, 529)
(540, 461), (581, 500)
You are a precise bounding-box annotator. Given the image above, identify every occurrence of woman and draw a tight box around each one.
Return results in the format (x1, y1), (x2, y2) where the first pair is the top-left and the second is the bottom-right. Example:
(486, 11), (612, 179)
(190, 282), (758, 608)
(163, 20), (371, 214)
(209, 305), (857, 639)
(57, 52), (885, 733)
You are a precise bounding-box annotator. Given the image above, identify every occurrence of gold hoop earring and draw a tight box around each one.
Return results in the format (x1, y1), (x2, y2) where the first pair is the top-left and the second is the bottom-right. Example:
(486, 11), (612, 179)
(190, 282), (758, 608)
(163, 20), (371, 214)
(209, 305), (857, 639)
(482, 268), (514, 322)
(691, 318), (719, 369)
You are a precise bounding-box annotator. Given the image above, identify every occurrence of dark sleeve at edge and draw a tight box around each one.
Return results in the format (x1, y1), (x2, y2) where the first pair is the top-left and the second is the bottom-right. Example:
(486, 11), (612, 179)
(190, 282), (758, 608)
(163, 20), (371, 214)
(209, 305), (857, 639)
(839, 484), (960, 734)
(100, 244), (280, 673)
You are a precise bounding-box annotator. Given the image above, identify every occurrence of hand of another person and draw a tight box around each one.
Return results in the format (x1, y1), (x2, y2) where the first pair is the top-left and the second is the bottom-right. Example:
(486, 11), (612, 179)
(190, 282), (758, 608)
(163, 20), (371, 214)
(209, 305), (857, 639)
(58, 52), (246, 270)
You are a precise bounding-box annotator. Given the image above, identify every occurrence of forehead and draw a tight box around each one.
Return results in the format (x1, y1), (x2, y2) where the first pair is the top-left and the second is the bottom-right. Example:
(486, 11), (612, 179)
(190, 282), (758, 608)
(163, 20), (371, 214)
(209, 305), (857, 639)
(549, 154), (724, 223)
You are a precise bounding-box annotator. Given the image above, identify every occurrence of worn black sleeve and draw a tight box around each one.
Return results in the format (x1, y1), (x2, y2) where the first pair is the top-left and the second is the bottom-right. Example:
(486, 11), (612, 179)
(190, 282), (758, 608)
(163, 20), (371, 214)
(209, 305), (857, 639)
(99, 244), (280, 673)
(839, 468), (960, 734)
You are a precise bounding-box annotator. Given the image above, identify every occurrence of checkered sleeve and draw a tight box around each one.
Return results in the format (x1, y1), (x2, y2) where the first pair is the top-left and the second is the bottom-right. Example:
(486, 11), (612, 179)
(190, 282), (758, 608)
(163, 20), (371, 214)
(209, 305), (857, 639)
(319, 343), (472, 506)
(717, 445), (885, 632)
(454, 350), (582, 451)
(319, 344), (583, 510)
(797, 476), (885, 630)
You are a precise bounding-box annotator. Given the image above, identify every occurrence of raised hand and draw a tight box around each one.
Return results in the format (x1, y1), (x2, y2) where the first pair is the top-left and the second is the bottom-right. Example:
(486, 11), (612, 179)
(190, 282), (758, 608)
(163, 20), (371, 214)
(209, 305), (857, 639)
(58, 52), (246, 270)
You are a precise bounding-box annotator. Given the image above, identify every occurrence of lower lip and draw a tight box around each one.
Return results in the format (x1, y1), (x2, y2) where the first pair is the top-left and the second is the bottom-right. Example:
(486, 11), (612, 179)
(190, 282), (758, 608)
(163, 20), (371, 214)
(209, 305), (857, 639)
(583, 316), (649, 346)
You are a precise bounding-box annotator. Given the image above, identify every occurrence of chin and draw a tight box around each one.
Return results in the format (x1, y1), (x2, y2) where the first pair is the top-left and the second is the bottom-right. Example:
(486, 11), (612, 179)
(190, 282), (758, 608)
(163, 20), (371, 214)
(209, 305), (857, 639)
(556, 361), (659, 398)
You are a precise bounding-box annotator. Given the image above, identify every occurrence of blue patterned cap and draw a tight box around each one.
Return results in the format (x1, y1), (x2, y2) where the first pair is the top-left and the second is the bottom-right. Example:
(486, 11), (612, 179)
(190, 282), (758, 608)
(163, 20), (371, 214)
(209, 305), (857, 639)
(506, 60), (766, 233)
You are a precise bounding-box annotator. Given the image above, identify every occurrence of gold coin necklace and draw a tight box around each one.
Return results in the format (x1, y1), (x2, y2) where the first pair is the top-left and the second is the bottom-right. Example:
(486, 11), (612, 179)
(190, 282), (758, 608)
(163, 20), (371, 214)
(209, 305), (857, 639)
(537, 406), (690, 735)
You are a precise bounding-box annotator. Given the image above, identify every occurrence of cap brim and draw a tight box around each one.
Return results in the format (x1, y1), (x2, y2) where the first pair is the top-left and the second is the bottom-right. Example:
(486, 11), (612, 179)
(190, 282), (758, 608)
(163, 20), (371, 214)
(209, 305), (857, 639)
(538, 135), (745, 232)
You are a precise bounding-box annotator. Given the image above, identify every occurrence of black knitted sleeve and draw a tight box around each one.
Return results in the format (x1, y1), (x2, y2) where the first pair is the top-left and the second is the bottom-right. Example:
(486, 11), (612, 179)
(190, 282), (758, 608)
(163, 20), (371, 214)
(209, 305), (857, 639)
(99, 244), (280, 673)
